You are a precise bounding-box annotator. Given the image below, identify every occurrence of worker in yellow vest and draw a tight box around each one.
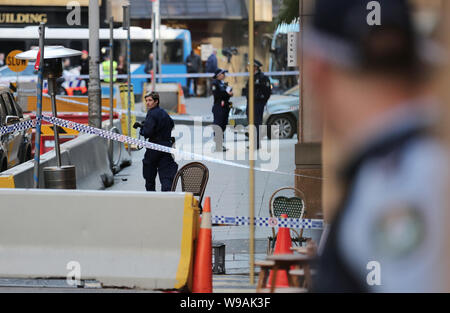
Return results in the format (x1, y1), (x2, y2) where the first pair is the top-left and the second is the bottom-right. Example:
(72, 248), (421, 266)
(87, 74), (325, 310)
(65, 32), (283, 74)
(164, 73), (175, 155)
(102, 55), (118, 83)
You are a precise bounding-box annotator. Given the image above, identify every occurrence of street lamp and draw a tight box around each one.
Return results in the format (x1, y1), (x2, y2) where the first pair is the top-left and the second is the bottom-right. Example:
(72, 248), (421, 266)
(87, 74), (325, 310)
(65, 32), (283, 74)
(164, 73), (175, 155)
(16, 46), (82, 189)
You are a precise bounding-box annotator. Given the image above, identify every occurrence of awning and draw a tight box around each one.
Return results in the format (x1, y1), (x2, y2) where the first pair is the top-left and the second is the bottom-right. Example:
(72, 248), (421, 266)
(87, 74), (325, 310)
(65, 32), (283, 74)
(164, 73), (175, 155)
(131, 0), (247, 20)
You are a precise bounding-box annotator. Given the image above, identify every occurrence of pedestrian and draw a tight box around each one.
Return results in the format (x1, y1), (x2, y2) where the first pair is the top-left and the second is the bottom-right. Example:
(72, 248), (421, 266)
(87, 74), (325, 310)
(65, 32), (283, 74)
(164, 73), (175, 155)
(185, 49), (201, 97)
(133, 92), (178, 192)
(79, 50), (89, 90)
(205, 48), (218, 97)
(305, 0), (448, 292)
(0, 53), (5, 67)
(101, 53), (117, 83)
(144, 53), (154, 83)
(117, 55), (127, 83)
(243, 59), (271, 149)
(211, 68), (233, 152)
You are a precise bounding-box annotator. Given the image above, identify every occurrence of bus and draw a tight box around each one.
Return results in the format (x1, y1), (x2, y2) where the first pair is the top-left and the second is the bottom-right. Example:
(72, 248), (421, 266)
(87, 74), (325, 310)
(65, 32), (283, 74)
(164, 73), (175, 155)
(0, 25), (192, 96)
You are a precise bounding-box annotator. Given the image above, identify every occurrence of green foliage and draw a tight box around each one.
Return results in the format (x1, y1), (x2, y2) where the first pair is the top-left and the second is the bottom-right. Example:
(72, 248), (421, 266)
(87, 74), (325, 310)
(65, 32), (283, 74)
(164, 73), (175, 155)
(275, 0), (300, 26)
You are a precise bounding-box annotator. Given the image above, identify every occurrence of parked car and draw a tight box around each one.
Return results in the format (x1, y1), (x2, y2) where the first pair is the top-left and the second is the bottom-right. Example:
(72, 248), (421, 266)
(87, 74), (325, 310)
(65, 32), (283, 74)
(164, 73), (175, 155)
(0, 87), (33, 172)
(228, 85), (299, 139)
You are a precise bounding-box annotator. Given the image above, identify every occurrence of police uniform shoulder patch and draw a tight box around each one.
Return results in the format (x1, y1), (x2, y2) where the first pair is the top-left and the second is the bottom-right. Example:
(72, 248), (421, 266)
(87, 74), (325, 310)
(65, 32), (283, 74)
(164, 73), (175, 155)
(372, 204), (425, 259)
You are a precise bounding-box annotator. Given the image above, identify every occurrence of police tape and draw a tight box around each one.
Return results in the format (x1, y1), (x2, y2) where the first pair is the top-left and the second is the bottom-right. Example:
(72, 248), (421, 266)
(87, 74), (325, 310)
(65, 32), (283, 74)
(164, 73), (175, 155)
(212, 215), (323, 230)
(77, 71), (300, 80)
(0, 116), (323, 180)
(42, 94), (147, 118)
(0, 119), (35, 135)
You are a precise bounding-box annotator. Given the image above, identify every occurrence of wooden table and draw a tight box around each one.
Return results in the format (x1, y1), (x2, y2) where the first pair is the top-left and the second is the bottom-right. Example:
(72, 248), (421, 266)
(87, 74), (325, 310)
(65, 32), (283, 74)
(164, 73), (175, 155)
(263, 254), (313, 293)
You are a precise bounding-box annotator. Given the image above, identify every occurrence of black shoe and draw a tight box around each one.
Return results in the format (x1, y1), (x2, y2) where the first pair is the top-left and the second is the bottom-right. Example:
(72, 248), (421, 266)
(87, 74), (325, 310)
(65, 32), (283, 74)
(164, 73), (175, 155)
(215, 146), (228, 152)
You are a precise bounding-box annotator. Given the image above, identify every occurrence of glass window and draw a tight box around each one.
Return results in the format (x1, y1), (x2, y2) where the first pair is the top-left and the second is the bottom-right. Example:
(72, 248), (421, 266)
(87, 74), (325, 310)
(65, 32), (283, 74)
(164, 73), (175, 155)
(2, 93), (17, 116)
(130, 40), (152, 63)
(0, 95), (6, 126)
(162, 40), (183, 64)
(7, 93), (22, 118)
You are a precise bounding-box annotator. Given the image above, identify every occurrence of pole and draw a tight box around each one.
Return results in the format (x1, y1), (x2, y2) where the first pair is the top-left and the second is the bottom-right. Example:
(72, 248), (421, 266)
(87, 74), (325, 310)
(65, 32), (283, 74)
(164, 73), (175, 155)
(126, 5), (131, 153)
(109, 16), (114, 127)
(156, 0), (162, 83)
(88, 0), (102, 128)
(33, 22), (45, 188)
(248, 0), (256, 285)
(48, 78), (62, 167)
(152, 11), (157, 91)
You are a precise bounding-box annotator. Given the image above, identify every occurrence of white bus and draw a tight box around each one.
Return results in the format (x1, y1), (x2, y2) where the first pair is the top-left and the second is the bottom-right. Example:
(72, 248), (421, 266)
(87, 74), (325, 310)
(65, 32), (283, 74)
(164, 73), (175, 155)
(0, 25), (192, 95)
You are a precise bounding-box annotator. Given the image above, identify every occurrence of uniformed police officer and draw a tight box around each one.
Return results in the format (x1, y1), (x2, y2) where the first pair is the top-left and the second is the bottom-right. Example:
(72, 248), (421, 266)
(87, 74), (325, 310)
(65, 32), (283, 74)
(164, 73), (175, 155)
(133, 92), (178, 191)
(304, 0), (448, 292)
(211, 68), (233, 152)
(244, 60), (271, 149)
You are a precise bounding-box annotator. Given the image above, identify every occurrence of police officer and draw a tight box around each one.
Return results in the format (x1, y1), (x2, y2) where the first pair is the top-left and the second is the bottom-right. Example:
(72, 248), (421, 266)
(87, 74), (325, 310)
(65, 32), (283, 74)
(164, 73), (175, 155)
(211, 68), (233, 152)
(133, 92), (178, 191)
(244, 60), (271, 149)
(304, 0), (448, 292)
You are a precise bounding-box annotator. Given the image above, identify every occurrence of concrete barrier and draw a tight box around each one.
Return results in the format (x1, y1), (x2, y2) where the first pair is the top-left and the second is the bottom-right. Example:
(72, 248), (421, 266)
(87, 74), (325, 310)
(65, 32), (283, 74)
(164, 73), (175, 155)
(0, 134), (114, 190)
(0, 189), (199, 290)
(62, 133), (114, 189)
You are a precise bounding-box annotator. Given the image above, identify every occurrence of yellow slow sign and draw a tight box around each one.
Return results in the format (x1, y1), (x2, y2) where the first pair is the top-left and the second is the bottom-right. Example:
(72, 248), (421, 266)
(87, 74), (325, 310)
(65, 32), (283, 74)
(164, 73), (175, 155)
(6, 50), (28, 73)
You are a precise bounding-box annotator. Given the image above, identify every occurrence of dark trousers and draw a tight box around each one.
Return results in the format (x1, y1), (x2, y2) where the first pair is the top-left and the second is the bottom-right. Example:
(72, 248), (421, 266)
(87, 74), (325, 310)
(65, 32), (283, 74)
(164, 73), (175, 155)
(246, 101), (265, 149)
(143, 148), (178, 191)
(212, 106), (230, 150)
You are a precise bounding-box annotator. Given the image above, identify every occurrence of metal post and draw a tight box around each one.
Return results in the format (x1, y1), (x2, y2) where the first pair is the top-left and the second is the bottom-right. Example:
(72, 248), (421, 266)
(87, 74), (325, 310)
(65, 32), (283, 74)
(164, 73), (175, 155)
(152, 11), (157, 92)
(156, 0), (162, 83)
(88, 0), (102, 128)
(48, 78), (62, 167)
(126, 5), (131, 153)
(109, 16), (114, 128)
(248, 0), (256, 285)
(33, 23), (45, 188)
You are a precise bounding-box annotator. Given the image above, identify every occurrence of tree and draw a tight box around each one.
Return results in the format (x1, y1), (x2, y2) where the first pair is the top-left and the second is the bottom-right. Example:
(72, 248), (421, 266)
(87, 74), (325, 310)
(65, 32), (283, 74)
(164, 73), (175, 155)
(275, 0), (299, 26)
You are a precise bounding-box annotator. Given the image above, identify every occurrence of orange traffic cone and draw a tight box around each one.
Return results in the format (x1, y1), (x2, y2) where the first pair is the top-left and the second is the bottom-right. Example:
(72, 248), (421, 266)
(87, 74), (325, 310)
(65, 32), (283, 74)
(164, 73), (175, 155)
(267, 213), (292, 288)
(192, 197), (212, 293)
(178, 83), (187, 114)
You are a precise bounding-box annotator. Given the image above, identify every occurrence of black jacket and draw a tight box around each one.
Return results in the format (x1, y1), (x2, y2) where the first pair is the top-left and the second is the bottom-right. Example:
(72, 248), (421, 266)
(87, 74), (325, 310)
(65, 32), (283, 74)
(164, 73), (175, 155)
(211, 79), (232, 111)
(243, 70), (271, 103)
(140, 106), (174, 146)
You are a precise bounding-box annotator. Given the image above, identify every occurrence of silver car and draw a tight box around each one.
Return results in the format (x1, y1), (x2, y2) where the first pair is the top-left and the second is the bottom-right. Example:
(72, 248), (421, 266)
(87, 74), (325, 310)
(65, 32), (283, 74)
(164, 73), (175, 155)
(228, 85), (299, 139)
(0, 87), (33, 172)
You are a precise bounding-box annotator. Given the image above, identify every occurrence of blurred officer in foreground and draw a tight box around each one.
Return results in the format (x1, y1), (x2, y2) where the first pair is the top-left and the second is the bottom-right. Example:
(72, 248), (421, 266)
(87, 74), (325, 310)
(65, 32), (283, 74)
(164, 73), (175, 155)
(305, 0), (448, 292)
(133, 92), (178, 191)
(211, 68), (233, 152)
(244, 60), (271, 149)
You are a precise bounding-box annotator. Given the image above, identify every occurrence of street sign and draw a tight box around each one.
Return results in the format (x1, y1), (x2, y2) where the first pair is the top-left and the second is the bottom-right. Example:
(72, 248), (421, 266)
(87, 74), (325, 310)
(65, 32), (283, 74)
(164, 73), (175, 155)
(287, 32), (297, 67)
(6, 50), (28, 72)
(201, 44), (213, 61)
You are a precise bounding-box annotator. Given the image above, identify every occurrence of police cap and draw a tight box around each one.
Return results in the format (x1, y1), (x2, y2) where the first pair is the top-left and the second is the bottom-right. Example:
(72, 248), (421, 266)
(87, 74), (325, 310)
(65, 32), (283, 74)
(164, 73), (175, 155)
(213, 68), (228, 79)
(305, 0), (438, 74)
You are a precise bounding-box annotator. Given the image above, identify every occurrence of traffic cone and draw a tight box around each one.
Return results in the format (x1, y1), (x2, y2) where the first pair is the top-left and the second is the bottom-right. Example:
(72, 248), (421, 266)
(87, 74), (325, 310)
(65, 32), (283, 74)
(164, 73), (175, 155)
(267, 213), (292, 288)
(178, 83), (187, 114)
(192, 197), (212, 293)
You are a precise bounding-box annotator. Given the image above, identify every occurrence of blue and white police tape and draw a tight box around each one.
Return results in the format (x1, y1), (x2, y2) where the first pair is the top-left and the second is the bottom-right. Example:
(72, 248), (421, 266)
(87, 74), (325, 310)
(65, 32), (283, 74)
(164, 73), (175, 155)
(0, 115), (322, 180)
(0, 119), (35, 135)
(40, 115), (323, 180)
(42, 94), (147, 118)
(77, 70), (300, 80)
(212, 215), (323, 230)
